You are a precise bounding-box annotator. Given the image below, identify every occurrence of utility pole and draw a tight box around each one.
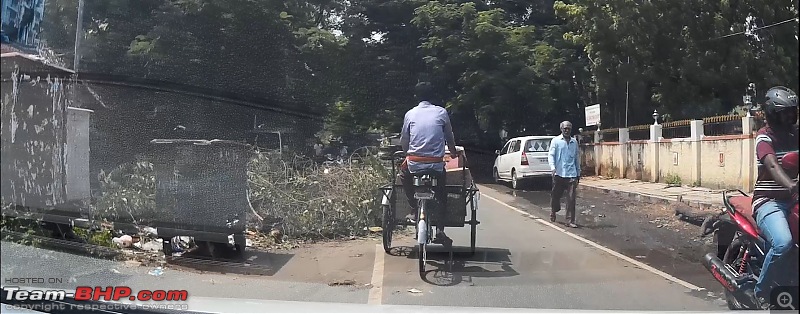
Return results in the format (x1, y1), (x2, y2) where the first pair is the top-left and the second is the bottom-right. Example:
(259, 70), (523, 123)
(625, 56), (630, 127)
(73, 0), (85, 71)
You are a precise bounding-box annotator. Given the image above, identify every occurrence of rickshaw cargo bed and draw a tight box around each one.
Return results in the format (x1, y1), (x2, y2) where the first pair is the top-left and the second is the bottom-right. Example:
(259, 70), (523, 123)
(389, 168), (476, 227)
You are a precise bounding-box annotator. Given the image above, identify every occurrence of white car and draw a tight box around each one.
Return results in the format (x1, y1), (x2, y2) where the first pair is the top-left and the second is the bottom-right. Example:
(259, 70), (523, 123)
(493, 135), (555, 189)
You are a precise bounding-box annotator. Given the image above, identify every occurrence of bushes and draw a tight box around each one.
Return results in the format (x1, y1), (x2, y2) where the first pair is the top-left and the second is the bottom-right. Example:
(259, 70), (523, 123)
(664, 173), (682, 187)
(93, 161), (157, 224)
(0, 212), (42, 246)
(88, 152), (390, 240)
(248, 153), (389, 240)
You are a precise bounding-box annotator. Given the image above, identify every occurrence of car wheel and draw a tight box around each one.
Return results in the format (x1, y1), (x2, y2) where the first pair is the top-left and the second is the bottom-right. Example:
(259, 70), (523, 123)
(511, 170), (519, 189)
(493, 168), (500, 183)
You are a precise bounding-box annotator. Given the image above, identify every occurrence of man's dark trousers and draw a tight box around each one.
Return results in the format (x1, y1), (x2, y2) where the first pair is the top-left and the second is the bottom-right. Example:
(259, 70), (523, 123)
(551, 175), (578, 223)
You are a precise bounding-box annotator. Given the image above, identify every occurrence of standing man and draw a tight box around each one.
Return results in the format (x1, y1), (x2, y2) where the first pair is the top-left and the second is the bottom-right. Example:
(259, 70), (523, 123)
(548, 121), (581, 228)
(399, 81), (459, 244)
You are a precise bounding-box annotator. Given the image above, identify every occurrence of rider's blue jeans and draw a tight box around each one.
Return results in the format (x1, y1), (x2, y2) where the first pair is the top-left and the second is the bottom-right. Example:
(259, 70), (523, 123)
(754, 199), (794, 298)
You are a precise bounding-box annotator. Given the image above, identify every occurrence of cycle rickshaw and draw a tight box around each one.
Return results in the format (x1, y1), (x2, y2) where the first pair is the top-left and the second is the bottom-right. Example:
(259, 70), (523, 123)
(379, 147), (480, 278)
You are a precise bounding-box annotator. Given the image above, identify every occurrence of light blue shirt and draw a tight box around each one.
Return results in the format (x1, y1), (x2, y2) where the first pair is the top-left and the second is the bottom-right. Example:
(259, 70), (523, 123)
(400, 101), (457, 173)
(548, 134), (580, 178)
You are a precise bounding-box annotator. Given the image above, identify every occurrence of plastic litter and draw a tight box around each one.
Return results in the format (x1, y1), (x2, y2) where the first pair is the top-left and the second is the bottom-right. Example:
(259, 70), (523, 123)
(141, 239), (162, 252)
(112, 235), (133, 248)
(171, 236), (194, 252)
(141, 227), (158, 237)
(148, 267), (163, 276)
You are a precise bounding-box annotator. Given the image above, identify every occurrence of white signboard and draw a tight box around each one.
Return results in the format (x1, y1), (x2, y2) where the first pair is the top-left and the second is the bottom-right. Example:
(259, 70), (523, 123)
(585, 104), (601, 126)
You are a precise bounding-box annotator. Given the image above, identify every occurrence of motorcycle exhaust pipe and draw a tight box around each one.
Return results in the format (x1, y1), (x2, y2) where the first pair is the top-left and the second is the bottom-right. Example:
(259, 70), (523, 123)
(701, 253), (740, 292)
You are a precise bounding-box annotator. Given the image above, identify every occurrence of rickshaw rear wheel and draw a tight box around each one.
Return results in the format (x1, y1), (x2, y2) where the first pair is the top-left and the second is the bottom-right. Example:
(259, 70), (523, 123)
(418, 243), (426, 279)
(382, 204), (394, 253)
(469, 223), (477, 256)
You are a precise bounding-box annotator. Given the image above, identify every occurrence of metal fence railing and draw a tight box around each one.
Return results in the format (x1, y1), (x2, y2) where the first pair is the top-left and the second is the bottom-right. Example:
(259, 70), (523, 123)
(628, 125), (650, 141)
(582, 112), (772, 144)
(753, 117), (767, 132)
(599, 128), (620, 142)
(578, 131), (595, 144)
(661, 119), (692, 139)
(703, 115), (743, 136)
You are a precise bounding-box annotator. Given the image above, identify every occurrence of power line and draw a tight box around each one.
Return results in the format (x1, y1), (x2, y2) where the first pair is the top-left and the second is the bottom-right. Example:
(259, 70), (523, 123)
(702, 16), (798, 42)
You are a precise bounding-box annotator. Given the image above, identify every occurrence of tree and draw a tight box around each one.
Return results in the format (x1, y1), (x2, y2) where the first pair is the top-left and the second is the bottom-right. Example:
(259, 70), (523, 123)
(38, 0), (792, 148)
(555, 0), (799, 125)
(412, 1), (588, 142)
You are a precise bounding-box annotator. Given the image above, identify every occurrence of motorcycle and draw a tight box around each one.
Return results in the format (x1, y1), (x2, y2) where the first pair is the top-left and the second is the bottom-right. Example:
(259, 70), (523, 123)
(700, 177), (799, 308)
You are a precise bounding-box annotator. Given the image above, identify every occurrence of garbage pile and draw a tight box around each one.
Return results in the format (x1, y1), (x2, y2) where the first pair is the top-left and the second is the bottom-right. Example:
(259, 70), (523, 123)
(110, 226), (197, 255)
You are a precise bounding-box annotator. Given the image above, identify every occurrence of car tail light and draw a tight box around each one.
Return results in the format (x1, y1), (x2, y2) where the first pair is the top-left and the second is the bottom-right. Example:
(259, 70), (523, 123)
(521, 151), (529, 165)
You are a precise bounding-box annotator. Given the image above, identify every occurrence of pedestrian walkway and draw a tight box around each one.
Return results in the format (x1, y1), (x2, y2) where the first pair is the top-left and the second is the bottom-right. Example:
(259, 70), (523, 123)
(578, 177), (726, 210)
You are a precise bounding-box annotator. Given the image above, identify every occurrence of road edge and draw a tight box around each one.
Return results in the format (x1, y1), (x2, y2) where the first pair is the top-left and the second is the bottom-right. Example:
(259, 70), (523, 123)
(367, 244), (385, 305)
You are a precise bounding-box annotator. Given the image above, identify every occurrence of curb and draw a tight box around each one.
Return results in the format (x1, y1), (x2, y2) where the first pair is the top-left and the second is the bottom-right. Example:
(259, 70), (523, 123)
(577, 184), (723, 211)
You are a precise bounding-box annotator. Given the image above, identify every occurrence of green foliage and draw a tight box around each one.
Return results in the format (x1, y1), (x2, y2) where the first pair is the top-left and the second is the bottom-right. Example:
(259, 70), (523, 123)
(247, 152), (388, 239)
(555, 0), (799, 125)
(35, 0), (799, 144)
(71, 227), (114, 247)
(77, 150), (389, 240)
(411, 1), (588, 140)
(0, 214), (42, 246)
(664, 173), (682, 186)
(93, 161), (157, 224)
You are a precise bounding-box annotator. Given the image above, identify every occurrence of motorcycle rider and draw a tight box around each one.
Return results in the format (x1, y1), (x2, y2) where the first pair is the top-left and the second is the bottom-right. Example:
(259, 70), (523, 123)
(749, 86), (799, 307)
(399, 81), (459, 245)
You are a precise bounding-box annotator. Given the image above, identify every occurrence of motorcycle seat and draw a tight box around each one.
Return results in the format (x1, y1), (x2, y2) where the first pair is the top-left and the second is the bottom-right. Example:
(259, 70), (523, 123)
(728, 195), (759, 231)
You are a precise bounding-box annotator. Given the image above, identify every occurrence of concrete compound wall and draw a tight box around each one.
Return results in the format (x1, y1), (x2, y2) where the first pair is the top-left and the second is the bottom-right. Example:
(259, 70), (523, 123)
(580, 143), (596, 176)
(699, 135), (749, 190)
(595, 143), (623, 178)
(624, 142), (649, 181)
(581, 117), (757, 191)
(658, 140), (695, 185)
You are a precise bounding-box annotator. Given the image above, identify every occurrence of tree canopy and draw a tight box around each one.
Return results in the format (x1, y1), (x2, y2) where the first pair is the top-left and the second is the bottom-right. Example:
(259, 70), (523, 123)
(38, 0), (799, 147)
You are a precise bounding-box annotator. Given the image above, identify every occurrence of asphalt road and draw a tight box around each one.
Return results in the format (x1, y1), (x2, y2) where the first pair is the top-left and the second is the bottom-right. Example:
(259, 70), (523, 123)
(1, 183), (729, 312)
(481, 181), (727, 295)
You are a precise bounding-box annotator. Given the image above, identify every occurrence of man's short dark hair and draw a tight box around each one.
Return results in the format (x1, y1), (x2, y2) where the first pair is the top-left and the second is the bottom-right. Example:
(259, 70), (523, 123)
(414, 81), (435, 103)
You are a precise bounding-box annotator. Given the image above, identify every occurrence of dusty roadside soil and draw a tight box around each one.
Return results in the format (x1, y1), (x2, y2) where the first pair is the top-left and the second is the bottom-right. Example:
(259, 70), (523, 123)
(116, 228), (415, 287)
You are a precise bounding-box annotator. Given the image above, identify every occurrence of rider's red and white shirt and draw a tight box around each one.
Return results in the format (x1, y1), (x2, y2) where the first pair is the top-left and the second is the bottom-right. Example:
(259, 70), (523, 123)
(753, 125), (799, 211)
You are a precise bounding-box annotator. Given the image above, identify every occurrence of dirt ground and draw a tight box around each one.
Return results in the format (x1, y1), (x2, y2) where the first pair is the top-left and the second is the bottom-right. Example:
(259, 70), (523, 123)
(620, 202), (718, 237)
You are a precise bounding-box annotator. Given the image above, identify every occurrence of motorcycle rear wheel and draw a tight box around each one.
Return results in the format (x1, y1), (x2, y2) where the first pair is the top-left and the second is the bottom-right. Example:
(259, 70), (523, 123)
(722, 237), (758, 310)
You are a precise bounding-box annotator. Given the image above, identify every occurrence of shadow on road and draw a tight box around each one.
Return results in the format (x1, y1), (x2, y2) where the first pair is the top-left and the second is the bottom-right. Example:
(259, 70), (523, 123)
(391, 245), (519, 286)
(476, 179), (554, 193)
(168, 248), (294, 276)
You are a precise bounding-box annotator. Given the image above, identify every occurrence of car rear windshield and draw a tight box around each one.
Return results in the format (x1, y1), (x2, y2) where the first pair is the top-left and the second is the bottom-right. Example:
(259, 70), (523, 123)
(525, 138), (552, 152)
